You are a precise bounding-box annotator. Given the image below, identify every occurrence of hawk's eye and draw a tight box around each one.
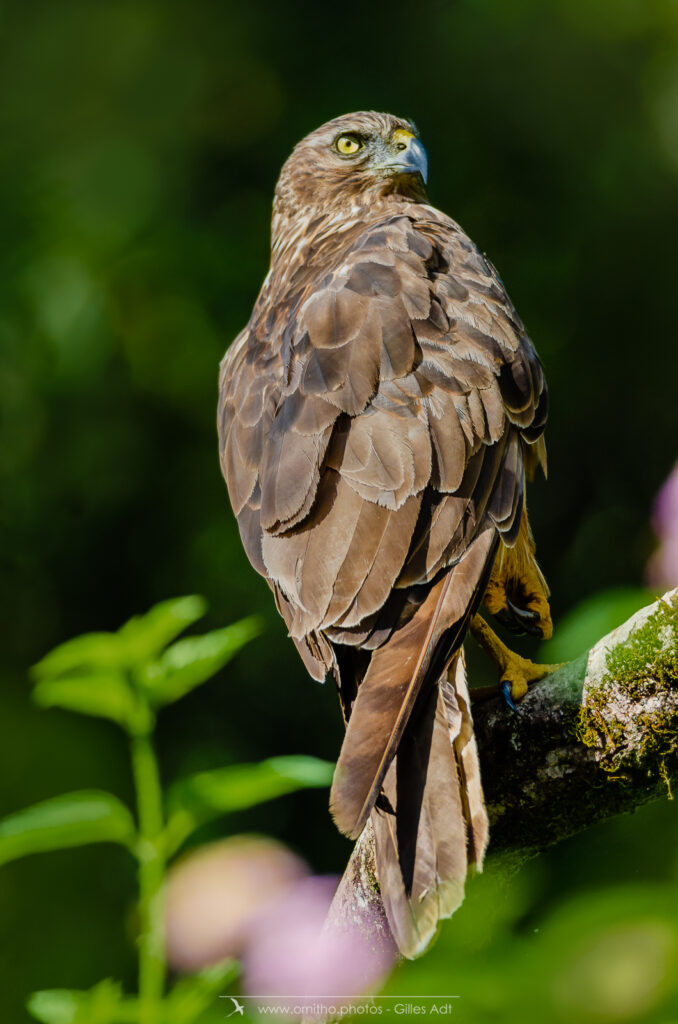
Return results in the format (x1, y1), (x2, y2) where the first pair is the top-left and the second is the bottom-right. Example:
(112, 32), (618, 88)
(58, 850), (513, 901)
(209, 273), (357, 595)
(334, 134), (364, 156)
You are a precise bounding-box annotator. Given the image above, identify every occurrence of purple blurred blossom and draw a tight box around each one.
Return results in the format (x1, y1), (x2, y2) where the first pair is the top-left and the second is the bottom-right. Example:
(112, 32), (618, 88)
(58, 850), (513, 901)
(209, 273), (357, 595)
(646, 464), (678, 590)
(242, 875), (395, 1009)
(651, 464), (678, 539)
(645, 538), (678, 591)
(164, 836), (308, 971)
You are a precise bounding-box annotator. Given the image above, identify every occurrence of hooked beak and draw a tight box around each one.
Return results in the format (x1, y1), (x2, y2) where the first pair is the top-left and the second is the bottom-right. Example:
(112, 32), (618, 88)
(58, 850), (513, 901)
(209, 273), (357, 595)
(398, 136), (428, 183)
(377, 135), (428, 184)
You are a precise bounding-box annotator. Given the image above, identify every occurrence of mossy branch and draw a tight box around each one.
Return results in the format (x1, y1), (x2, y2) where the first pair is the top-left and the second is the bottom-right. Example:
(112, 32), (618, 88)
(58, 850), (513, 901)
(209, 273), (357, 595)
(327, 589), (678, 948)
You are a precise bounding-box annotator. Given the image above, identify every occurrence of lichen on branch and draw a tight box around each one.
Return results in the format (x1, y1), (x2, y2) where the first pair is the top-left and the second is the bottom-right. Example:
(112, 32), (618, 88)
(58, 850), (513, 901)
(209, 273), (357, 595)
(578, 592), (678, 794)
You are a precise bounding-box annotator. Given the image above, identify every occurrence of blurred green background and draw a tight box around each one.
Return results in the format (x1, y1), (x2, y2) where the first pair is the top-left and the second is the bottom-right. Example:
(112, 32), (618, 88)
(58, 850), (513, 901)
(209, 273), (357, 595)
(1, 0), (677, 1020)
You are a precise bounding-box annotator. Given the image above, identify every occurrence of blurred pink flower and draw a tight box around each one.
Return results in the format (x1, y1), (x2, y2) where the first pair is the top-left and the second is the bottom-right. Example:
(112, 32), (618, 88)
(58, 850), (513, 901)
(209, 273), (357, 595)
(646, 463), (678, 590)
(242, 875), (395, 1009)
(651, 463), (678, 538)
(164, 835), (308, 971)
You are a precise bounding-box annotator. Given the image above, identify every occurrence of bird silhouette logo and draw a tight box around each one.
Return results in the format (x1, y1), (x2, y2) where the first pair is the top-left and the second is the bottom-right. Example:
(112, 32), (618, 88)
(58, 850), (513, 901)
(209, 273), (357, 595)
(224, 997), (244, 1017)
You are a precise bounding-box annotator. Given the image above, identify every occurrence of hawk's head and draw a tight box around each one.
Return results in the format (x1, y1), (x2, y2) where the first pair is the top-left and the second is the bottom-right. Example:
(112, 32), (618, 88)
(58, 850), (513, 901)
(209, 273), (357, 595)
(273, 112), (428, 222)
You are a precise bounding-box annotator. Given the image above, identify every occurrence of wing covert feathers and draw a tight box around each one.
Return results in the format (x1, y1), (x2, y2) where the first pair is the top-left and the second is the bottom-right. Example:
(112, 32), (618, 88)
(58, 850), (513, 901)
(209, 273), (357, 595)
(218, 209), (547, 625)
(330, 527), (494, 840)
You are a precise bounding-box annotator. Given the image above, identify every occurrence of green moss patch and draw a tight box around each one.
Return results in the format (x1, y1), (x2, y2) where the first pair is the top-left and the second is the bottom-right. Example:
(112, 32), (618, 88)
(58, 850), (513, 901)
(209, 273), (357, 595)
(577, 598), (678, 793)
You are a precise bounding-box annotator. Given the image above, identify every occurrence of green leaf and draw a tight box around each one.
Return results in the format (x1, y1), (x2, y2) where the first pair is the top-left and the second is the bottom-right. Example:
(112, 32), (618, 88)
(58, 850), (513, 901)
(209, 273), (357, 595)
(266, 754), (338, 788)
(117, 595), (208, 663)
(0, 791), (136, 867)
(27, 980), (137, 1024)
(31, 597), (207, 683)
(139, 615), (263, 706)
(27, 989), (80, 1024)
(32, 633), (125, 680)
(540, 587), (657, 663)
(168, 755), (335, 817)
(165, 755), (334, 853)
(32, 673), (137, 728)
(165, 960), (239, 1024)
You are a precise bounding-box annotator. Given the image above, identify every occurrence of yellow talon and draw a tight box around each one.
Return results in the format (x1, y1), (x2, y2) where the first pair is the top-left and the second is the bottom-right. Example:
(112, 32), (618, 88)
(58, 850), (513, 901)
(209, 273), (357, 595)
(483, 506), (554, 640)
(469, 614), (564, 703)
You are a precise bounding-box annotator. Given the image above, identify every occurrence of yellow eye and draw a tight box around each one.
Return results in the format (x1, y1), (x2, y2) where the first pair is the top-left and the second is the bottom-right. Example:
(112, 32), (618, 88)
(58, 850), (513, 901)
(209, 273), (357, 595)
(335, 134), (364, 156)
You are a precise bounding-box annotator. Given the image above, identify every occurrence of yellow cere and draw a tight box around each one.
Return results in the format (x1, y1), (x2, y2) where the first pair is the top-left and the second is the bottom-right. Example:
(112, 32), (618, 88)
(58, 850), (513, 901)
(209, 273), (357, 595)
(335, 134), (363, 155)
(392, 128), (415, 151)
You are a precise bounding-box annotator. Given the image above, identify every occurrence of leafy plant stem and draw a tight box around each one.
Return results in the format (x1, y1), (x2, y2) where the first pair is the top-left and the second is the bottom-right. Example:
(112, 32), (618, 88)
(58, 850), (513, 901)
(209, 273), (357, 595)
(130, 724), (166, 1024)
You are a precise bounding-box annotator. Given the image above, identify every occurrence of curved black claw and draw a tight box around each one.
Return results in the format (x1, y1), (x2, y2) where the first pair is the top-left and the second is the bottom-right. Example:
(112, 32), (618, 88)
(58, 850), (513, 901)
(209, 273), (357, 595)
(495, 608), (526, 636)
(495, 599), (544, 638)
(501, 680), (520, 713)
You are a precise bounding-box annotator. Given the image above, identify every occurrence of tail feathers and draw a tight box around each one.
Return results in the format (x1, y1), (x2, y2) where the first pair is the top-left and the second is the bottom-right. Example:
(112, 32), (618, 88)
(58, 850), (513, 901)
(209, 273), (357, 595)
(445, 652), (488, 868)
(372, 651), (488, 958)
(330, 528), (494, 840)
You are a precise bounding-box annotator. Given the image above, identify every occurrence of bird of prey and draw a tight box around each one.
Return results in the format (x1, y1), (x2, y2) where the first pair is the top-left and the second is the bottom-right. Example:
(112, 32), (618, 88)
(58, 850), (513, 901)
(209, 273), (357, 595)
(218, 112), (553, 958)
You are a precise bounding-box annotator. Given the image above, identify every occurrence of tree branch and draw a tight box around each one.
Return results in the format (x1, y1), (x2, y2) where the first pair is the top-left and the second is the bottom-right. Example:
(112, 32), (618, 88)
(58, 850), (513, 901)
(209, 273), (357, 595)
(326, 589), (678, 947)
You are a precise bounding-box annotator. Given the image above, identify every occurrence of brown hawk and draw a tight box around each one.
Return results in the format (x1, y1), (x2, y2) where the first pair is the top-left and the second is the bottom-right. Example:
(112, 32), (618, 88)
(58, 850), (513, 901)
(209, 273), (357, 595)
(218, 112), (553, 957)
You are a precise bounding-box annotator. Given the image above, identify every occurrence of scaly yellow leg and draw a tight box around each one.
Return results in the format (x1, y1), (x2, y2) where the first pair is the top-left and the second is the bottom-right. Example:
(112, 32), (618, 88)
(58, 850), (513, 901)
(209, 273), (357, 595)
(469, 614), (564, 703)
